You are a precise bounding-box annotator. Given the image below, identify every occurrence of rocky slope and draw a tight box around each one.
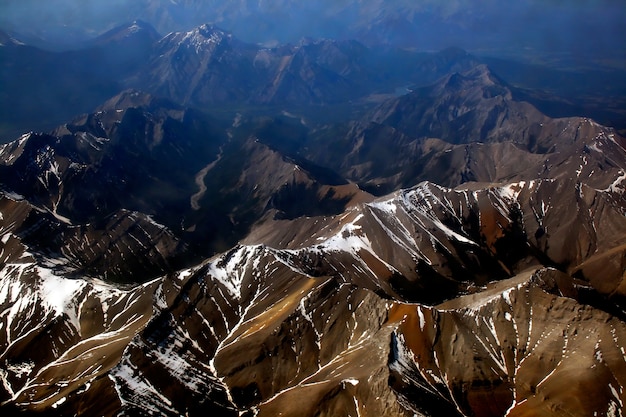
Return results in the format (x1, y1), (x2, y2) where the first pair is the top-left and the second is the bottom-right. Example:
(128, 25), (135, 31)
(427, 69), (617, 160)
(1, 169), (625, 415)
(390, 267), (626, 417)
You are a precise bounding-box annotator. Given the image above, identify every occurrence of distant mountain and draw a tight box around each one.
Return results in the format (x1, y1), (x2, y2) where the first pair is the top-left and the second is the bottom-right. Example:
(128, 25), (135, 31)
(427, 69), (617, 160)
(3, 21), (624, 143)
(3, 0), (623, 55)
(134, 25), (481, 107)
(0, 21), (160, 141)
(87, 19), (161, 47)
(0, 25), (479, 140)
(0, 30), (24, 47)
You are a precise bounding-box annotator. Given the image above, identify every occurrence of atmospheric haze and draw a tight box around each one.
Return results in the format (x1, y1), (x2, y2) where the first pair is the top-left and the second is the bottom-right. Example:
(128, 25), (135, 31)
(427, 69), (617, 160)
(1, 0), (625, 56)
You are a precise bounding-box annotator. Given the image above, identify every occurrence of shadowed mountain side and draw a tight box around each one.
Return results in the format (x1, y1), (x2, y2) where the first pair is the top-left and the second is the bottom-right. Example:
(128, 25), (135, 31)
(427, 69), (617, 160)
(0, 22), (161, 141)
(0, 91), (369, 280)
(0, 195), (187, 283)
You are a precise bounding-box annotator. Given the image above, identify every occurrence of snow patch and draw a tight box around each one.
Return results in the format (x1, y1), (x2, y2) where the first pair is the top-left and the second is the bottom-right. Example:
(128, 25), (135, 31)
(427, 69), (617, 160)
(320, 212), (373, 255)
(2, 191), (25, 201)
(5, 360), (34, 379)
(110, 354), (178, 414)
(207, 246), (260, 300)
(343, 378), (359, 386)
(417, 307), (426, 331)
(497, 182), (526, 202)
(602, 171), (626, 193)
(38, 267), (86, 328)
(51, 396), (67, 409)
(368, 198), (397, 215)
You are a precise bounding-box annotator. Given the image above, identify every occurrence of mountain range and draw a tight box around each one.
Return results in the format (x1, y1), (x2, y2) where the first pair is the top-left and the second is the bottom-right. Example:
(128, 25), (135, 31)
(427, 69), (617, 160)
(0, 17), (625, 417)
(2, 0), (625, 56)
